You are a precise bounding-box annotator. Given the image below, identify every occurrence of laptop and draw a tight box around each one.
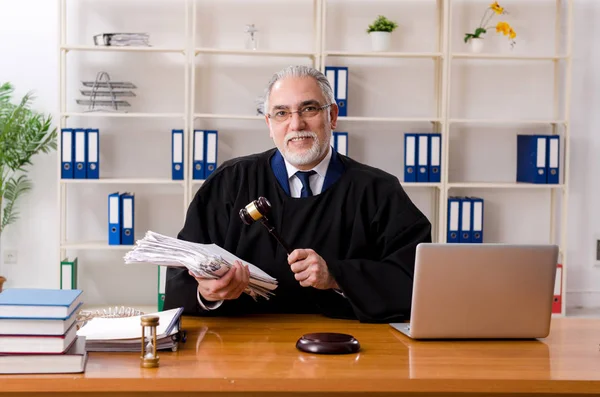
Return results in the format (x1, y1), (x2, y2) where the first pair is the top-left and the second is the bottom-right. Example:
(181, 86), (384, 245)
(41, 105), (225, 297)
(390, 243), (559, 340)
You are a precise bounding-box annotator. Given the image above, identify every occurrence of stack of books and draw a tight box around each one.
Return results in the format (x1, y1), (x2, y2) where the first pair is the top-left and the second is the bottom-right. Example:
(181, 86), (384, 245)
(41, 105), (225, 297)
(0, 288), (88, 374)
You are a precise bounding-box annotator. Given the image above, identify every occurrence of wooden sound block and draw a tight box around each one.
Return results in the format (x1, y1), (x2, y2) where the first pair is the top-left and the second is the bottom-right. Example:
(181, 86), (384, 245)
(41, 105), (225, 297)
(296, 332), (361, 354)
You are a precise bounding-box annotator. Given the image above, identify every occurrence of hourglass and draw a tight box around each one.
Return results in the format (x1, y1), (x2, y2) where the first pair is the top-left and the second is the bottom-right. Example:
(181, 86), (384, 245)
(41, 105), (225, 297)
(140, 315), (160, 368)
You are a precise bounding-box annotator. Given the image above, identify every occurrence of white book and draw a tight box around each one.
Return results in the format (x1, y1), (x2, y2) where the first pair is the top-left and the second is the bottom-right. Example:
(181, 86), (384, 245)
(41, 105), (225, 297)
(0, 321), (78, 354)
(0, 302), (80, 335)
(0, 336), (87, 374)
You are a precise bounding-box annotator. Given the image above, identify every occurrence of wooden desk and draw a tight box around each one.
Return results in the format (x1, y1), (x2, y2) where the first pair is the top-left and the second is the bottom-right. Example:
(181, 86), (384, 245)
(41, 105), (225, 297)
(2, 315), (600, 396)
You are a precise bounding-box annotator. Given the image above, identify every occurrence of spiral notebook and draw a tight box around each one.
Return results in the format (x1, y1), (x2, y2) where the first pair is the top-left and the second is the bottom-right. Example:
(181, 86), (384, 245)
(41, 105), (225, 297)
(76, 307), (183, 352)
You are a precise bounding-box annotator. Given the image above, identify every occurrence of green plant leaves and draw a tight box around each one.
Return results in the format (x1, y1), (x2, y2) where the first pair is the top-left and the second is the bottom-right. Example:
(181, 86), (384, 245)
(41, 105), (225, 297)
(0, 82), (57, 235)
(464, 28), (487, 43)
(367, 15), (398, 33)
(1, 175), (32, 232)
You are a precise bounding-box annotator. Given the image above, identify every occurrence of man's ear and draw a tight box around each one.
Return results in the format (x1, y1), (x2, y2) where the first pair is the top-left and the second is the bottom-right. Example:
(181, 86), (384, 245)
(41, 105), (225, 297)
(329, 102), (339, 130)
(265, 116), (274, 138)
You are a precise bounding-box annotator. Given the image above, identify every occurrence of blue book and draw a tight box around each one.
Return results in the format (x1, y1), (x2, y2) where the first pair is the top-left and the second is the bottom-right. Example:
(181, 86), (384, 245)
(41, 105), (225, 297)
(61, 128), (74, 179)
(517, 134), (547, 184)
(0, 289), (83, 319)
(546, 135), (560, 184)
(172, 129), (184, 180)
(325, 66), (348, 117)
(0, 303), (82, 335)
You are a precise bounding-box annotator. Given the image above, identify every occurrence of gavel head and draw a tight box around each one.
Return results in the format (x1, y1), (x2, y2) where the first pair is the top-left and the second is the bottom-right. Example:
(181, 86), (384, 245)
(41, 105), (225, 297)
(239, 197), (272, 225)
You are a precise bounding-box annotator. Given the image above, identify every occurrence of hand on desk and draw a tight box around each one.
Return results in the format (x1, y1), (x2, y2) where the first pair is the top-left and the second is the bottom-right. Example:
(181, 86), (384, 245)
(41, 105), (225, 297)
(288, 249), (339, 290)
(190, 261), (250, 302)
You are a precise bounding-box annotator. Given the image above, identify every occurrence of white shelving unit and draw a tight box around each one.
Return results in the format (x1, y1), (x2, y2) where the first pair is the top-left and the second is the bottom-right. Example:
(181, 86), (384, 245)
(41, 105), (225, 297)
(57, 0), (572, 313)
(442, 0), (573, 316)
(57, 0), (192, 309)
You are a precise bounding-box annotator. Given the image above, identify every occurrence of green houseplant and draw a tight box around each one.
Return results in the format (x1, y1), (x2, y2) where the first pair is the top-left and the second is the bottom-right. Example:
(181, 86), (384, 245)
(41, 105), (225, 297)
(0, 82), (57, 237)
(366, 15), (398, 52)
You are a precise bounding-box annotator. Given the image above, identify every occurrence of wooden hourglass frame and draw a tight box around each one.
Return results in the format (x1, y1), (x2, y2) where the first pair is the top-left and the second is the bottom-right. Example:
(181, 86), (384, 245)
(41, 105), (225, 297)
(140, 315), (160, 368)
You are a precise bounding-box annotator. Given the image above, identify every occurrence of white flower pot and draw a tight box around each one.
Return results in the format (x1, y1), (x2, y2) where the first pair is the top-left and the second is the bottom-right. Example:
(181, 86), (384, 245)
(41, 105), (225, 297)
(468, 37), (484, 53)
(370, 32), (392, 52)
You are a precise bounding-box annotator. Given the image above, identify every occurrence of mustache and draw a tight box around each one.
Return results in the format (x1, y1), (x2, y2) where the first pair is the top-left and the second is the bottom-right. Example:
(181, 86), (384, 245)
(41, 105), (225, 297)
(284, 131), (318, 145)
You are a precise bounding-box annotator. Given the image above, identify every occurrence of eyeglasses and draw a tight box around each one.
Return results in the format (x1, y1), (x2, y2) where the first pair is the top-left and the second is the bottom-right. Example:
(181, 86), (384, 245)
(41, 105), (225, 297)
(267, 104), (332, 123)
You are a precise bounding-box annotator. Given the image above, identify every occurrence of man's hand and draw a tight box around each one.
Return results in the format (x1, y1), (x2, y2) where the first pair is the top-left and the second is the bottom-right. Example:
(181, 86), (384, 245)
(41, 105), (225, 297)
(189, 261), (250, 302)
(288, 249), (339, 290)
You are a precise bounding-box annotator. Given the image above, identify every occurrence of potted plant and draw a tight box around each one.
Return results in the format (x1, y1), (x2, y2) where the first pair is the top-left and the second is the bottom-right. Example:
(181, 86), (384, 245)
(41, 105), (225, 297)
(0, 82), (57, 276)
(464, 2), (516, 53)
(367, 15), (398, 52)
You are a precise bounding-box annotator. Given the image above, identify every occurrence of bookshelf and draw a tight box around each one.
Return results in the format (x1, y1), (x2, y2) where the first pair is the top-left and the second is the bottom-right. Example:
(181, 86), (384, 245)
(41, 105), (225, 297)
(445, 0), (572, 317)
(57, 0), (191, 308)
(57, 0), (572, 314)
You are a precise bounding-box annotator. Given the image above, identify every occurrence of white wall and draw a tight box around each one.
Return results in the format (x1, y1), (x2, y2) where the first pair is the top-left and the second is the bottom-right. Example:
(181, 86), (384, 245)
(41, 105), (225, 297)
(0, 0), (598, 312)
(0, 0), (60, 291)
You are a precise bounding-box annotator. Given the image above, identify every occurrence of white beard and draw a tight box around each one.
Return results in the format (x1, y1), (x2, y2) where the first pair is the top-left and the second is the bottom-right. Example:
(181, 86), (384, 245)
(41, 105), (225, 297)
(281, 130), (328, 167)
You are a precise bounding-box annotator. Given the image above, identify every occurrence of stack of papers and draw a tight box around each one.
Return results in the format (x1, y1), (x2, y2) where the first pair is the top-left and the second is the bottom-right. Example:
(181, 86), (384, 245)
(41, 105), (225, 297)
(76, 308), (183, 352)
(124, 231), (278, 300)
(93, 33), (150, 47)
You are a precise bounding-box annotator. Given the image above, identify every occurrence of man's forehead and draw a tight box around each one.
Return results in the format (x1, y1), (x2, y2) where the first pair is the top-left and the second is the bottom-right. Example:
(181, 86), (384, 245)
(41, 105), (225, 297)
(269, 77), (324, 107)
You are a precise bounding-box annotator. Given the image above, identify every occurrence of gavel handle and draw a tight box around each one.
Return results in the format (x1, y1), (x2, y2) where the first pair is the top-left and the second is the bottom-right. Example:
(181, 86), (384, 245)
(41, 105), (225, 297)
(259, 218), (292, 255)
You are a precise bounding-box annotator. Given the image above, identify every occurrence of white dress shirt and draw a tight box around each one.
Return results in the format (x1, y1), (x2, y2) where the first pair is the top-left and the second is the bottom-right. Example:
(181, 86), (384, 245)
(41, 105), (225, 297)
(284, 146), (332, 198)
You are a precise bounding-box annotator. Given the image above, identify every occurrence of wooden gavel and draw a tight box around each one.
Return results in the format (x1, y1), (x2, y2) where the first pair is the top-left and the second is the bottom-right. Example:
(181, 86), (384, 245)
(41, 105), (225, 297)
(239, 197), (292, 255)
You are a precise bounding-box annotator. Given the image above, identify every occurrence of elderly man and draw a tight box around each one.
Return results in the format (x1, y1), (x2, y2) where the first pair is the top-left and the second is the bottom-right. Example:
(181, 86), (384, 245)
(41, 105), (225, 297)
(164, 65), (431, 323)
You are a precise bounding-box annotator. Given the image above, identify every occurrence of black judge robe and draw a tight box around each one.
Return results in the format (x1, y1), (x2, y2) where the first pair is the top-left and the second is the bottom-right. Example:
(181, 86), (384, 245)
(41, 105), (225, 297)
(164, 148), (432, 323)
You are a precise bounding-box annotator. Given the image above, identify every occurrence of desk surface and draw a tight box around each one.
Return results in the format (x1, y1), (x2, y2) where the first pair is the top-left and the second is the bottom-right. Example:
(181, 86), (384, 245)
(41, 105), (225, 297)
(2, 315), (600, 396)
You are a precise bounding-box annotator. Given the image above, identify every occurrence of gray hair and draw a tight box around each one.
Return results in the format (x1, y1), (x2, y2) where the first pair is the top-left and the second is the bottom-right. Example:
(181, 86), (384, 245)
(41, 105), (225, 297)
(259, 65), (336, 116)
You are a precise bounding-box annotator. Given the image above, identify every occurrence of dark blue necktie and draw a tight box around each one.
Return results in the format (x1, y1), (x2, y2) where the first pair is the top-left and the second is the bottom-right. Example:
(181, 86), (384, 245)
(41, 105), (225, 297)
(296, 170), (316, 197)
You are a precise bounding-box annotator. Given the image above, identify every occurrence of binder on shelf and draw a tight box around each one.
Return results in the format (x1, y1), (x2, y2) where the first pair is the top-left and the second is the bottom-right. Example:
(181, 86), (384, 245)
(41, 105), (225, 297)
(517, 134), (547, 184)
(547, 135), (560, 184)
(332, 132), (348, 156)
(553, 263), (563, 314)
(108, 192), (121, 245)
(404, 133), (417, 183)
(73, 128), (87, 179)
(60, 257), (78, 290)
(470, 197), (484, 244)
(417, 134), (429, 182)
(120, 192), (135, 246)
(86, 128), (99, 179)
(428, 133), (441, 183)
(193, 129), (205, 180)
(459, 197), (472, 243)
(204, 130), (218, 178)
(447, 197), (461, 243)
(61, 128), (74, 179)
(158, 266), (167, 312)
(172, 129), (184, 180)
(325, 66), (348, 117)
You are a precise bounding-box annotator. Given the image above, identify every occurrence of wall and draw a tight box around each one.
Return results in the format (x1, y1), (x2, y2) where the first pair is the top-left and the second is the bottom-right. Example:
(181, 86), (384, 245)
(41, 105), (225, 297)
(0, 0), (598, 312)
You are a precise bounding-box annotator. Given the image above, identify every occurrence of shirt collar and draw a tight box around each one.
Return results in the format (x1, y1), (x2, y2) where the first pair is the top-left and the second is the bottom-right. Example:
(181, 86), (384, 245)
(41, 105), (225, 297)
(284, 145), (332, 179)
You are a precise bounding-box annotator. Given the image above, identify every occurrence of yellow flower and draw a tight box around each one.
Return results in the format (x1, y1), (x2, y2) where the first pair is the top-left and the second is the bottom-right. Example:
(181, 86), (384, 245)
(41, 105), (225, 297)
(509, 28), (516, 39)
(496, 21), (510, 35)
(490, 2), (504, 14)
